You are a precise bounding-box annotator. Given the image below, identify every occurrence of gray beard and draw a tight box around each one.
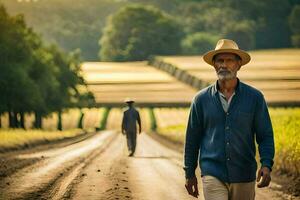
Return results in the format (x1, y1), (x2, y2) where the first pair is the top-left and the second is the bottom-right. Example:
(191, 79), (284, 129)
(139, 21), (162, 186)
(217, 70), (237, 81)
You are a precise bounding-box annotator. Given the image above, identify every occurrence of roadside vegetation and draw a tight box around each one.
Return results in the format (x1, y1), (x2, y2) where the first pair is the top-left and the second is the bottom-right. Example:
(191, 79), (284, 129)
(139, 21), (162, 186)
(0, 129), (83, 151)
(0, 107), (111, 150)
(270, 108), (300, 176)
(154, 107), (300, 179)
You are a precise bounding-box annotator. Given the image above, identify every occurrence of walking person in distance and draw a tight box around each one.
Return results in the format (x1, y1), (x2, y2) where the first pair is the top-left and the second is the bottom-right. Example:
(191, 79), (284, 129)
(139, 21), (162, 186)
(121, 98), (142, 157)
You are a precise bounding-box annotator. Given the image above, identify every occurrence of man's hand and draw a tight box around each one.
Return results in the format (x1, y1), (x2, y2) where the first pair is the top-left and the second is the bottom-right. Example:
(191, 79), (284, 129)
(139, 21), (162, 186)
(185, 176), (199, 198)
(257, 167), (271, 188)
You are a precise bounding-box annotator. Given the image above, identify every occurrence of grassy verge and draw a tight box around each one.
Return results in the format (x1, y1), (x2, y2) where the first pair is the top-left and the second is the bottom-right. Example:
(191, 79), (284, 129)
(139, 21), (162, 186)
(270, 108), (300, 176)
(0, 128), (84, 151)
(157, 124), (186, 144)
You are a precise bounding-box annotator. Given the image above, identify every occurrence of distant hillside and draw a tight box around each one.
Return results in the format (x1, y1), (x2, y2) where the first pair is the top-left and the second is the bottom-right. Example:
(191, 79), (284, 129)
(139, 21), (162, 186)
(2, 0), (299, 61)
(1, 0), (179, 60)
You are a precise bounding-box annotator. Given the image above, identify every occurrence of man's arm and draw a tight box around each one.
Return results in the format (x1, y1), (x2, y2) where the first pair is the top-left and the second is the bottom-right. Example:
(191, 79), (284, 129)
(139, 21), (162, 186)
(121, 112), (126, 134)
(137, 111), (141, 133)
(254, 93), (275, 188)
(184, 100), (202, 198)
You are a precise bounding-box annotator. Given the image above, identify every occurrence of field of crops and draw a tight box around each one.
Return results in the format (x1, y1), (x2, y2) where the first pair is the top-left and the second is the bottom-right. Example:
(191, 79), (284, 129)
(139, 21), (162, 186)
(81, 62), (196, 106)
(158, 49), (300, 105)
(153, 107), (300, 176)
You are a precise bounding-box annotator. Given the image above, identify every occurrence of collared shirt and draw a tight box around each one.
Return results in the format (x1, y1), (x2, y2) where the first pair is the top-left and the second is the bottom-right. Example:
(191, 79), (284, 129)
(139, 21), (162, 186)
(183, 79), (275, 183)
(218, 91), (235, 113)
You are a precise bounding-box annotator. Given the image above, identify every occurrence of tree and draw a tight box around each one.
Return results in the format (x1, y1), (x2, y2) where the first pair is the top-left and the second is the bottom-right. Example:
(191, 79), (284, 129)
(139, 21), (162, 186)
(254, 0), (292, 48)
(29, 44), (60, 128)
(0, 4), (94, 129)
(289, 5), (300, 47)
(47, 46), (94, 130)
(99, 5), (183, 61)
(181, 32), (219, 55)
(0, 6), (40, 128)
(176, 2), (239, 35)
(224, 20), (256, 50)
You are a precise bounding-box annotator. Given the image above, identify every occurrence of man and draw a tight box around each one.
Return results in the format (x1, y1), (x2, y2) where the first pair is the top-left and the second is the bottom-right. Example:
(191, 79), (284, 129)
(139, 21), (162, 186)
(121, 98), (142, 157)
(184, 39), (275, 200)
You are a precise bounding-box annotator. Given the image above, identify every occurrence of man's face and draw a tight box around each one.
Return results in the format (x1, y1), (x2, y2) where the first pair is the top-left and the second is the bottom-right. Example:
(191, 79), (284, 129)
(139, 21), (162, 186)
(213, 53), (242, 81)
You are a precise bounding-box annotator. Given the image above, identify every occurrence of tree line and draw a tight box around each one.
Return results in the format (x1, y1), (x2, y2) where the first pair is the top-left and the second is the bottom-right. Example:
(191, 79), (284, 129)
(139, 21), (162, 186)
(0, 5), (94, 130)
(2, 0), (300, 61)
(101, 0), (300, 61)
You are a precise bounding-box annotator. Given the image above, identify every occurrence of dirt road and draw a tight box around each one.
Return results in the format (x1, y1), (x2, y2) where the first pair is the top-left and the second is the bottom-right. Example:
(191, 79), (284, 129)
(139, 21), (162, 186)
(0, 131), (295, 200)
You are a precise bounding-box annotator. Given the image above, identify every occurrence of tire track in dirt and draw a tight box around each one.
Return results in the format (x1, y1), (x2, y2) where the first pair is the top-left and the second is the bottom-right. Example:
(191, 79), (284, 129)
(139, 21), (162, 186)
(0, 131), (117, 200)
(69, 133), (133, 200)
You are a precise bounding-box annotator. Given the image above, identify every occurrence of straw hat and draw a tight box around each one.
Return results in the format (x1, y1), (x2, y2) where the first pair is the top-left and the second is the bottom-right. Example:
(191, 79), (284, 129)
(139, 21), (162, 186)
(203, 39), (251, 66)
(124, 98), (135, 103)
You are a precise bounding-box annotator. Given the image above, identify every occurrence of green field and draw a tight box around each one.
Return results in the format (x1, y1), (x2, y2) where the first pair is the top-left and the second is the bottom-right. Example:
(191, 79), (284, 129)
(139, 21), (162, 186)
(155, 107), (300, 176)
(270, 108), (300, 175)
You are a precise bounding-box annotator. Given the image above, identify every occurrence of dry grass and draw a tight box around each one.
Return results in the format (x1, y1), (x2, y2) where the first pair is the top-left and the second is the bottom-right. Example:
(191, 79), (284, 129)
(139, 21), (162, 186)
(81, 61), (196, 104)
(154, 108), (189, 143)
(82, 108), (106, 131)
(154, 108), (189, 128)
(0, 129), (83, 149)
(106, 108), (123, 131)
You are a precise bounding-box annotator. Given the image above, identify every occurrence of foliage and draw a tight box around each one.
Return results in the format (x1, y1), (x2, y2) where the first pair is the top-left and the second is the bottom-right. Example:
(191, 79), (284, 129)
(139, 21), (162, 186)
(224, 20), (256, 50)
(99, 5), (183, 61)
(98, 107), (111, 131)
(253, 0), (292, 48)
(2, 0), (300, 60)
(176, 2), (239, 35)
(0, 4), (94, 129)
(291, 34), (300, 47)
(148, 108), (157, 131)
(289, 5), (300, 47)
(2, 0), (126, 60)
(181, 32), (219, 55)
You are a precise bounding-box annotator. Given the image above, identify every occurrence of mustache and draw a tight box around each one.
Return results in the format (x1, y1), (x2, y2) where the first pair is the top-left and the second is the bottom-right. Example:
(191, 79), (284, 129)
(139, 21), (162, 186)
(217, 68), (231, 74)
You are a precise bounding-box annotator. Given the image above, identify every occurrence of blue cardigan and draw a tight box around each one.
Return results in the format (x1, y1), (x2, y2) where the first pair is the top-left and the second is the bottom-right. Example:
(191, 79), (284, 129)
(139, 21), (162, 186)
(183, 79), (275, 183)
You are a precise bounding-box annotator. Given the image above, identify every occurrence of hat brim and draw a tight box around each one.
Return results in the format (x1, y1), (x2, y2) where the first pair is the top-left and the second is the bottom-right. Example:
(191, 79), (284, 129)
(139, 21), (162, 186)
(125, 100), (134, 103)
(203, 49), (251, 66)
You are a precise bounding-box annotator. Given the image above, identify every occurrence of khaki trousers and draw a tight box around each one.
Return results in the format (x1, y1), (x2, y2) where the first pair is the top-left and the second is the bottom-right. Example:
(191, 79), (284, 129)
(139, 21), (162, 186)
(201, 175), (255, 200)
